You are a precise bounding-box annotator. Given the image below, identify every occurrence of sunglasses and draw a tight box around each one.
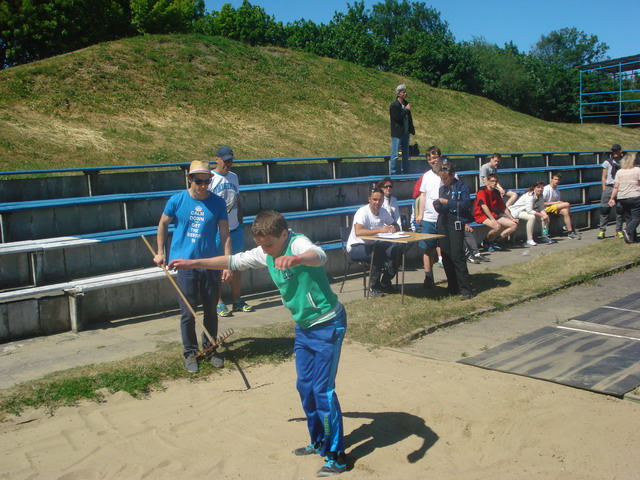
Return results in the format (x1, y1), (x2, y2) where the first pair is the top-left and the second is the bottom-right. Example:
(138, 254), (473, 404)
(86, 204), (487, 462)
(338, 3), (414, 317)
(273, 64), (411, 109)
(382, 184), (393, 188)
(190, 177), (212, 185)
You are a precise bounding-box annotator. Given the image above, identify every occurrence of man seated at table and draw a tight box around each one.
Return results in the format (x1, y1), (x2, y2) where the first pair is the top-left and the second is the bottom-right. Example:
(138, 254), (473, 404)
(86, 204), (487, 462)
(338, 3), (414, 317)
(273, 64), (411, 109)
(346, 188), (401, 297)
(473, 173), (519, 251)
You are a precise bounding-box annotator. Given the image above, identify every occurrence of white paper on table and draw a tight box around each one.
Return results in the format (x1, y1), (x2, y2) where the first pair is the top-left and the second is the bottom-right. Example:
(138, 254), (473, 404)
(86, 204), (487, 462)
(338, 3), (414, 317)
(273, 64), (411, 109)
(376, 232), (411, 239)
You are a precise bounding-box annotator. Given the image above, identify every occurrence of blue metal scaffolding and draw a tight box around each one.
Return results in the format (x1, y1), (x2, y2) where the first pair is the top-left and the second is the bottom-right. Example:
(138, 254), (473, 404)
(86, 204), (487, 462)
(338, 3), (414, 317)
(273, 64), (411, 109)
(579, 54), (640, 127)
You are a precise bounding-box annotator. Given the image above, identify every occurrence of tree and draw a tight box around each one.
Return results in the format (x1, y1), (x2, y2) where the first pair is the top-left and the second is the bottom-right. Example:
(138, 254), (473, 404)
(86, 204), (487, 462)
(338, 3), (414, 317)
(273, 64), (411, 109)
(531, 27), (609, 69)
(1, 0), (133, 68)
(194, 1), (285, 46)
(322, 1), (385, 68)
(369, 0), (455, 85)
(130, 0), (205, 34)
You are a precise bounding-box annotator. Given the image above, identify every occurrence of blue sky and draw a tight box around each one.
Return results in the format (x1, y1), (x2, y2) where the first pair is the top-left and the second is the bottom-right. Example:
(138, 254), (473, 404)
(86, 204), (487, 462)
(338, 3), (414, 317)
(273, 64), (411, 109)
(203, 0), (638, 60)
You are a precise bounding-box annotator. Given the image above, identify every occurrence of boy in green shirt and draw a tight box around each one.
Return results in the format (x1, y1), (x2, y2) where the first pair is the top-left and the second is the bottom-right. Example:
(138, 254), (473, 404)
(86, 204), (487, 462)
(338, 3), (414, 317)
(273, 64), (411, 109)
(169, 210), (347, 476)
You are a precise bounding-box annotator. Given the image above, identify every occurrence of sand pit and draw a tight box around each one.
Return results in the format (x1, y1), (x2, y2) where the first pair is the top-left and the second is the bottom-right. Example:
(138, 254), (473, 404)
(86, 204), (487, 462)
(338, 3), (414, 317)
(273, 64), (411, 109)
(1, 342), (639, 479)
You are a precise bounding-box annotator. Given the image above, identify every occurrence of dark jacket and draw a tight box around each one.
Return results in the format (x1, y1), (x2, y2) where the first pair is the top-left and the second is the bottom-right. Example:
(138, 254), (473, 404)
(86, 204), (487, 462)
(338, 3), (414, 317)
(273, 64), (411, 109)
(389, 98), (415, 137)
(434, 178), (473, 224)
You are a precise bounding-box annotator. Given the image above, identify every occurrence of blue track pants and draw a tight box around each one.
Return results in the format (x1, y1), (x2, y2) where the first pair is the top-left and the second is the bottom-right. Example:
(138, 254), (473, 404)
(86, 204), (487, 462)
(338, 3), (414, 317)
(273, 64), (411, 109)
(294, 309), (347, 456)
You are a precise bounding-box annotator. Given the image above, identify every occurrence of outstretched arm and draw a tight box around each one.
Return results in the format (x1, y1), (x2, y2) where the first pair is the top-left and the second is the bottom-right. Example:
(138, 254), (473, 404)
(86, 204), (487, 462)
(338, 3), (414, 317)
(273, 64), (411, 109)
(169, 256), (230, 271)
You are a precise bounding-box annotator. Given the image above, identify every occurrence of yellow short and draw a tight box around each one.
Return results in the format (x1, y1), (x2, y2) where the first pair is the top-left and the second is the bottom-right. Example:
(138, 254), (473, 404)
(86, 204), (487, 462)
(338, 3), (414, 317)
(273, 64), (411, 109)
(545, 204), (559, 214)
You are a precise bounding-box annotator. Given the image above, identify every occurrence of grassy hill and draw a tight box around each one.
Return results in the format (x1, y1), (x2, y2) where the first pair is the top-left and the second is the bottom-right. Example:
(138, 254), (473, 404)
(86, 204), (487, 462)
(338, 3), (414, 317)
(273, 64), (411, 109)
(0, 34), (638, 172)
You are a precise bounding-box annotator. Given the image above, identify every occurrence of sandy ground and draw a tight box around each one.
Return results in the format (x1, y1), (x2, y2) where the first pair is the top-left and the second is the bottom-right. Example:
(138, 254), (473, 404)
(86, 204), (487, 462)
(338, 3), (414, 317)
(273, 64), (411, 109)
(1, 341), (639, 480)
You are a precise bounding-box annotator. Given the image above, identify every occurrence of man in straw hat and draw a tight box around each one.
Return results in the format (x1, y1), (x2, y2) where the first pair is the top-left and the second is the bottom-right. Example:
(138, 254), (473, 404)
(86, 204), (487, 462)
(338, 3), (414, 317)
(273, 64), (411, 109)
(154, 160), (232, 373)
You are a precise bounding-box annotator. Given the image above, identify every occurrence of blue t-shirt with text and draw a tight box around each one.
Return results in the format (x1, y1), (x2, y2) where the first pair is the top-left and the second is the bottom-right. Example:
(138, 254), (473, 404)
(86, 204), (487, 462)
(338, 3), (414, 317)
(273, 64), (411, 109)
(164, 190), (228, 261)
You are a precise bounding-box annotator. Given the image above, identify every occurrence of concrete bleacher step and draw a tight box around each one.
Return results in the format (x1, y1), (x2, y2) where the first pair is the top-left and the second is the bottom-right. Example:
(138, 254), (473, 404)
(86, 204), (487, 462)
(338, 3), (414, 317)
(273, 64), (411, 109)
(0, 156), (609, 342)
(0, 245), (362, 342)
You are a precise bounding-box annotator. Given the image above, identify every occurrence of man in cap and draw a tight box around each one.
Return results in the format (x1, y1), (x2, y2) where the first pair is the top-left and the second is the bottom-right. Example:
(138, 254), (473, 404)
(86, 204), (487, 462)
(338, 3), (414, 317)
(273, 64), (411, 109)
(154, 160), (231, 373)
(208, 146), (255, 317)
(597, 144), (624, 239)
(389, 84), (415, 175)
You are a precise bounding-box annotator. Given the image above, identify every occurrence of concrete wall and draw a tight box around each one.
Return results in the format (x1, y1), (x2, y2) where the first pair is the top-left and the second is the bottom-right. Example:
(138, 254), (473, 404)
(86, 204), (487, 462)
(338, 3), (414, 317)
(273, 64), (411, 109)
(1, 153), (605, 202)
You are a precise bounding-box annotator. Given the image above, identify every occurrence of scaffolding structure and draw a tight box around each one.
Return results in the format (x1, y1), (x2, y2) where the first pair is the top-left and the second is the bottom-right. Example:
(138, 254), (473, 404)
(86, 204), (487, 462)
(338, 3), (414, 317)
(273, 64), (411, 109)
(579, 54), (640, 127)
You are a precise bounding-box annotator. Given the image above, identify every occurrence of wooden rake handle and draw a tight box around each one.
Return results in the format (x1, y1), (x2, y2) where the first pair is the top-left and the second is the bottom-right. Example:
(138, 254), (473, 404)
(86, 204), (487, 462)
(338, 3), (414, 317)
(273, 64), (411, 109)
(140, 235), (216, 347)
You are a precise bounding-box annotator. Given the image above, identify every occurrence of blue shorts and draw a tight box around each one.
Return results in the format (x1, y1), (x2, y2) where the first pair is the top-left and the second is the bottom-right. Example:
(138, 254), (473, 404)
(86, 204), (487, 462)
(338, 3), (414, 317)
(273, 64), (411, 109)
(216, 225), (245, 255)
(419, 220), (438, 250)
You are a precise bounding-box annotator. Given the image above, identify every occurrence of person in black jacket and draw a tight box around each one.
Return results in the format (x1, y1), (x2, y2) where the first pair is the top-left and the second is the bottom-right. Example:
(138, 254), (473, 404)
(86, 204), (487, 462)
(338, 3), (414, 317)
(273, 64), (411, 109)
(389, 84), (415, 175)
(433, 164), (474, 300)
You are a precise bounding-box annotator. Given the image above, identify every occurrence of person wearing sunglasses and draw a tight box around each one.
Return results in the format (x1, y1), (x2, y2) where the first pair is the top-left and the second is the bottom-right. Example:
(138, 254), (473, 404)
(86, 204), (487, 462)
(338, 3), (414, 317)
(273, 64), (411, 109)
(375, 177), (402, 230)
(433, 164), (474, 300)
(154, 160), (232, 373)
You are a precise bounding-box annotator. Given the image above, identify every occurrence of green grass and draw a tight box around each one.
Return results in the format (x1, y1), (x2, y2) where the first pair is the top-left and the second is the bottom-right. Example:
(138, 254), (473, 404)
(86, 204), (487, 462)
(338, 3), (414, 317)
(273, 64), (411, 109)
(0, 34), (638, 172)
(0, 241), (637, 420)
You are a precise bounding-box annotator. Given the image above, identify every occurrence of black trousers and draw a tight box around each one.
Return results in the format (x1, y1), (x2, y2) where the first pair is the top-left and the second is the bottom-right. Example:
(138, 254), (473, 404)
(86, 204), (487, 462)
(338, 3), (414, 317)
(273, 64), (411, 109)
(349, 241), (400, 288)
(437, 217), (473, 296)
(619, 196), (640, 240)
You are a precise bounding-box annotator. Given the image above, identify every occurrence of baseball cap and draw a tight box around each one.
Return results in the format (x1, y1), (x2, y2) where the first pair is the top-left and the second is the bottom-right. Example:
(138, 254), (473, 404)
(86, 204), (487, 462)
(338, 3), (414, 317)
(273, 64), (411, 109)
(215, 146), (234, 161)
(611, 144), (622, 151)
(188, 160), (212, 175)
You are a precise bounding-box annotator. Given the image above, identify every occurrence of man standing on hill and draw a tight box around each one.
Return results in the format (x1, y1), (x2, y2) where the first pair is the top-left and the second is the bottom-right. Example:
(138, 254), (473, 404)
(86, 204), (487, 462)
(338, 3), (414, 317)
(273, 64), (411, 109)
(597, 144), (624, 239)
(389, 84), (415, 175)
(154, 160), (232, 373)
(208, 146), (255, 317)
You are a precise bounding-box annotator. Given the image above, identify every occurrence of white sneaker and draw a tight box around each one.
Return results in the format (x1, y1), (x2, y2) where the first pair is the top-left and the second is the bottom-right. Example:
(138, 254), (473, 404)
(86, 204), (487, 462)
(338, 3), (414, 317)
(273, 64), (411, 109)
(526, 239), (537, 246)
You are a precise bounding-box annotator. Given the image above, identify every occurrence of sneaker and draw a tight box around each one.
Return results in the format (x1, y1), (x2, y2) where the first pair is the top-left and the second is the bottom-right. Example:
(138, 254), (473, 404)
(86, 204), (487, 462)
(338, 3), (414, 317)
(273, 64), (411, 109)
(490, 241), (503, 251)
(525, 239), (537, 247)
(539, 236), (557, 244)
(293, 442), (322, 456)
(597, 230), (605, 240)
(209, 354), (224, 368)
(368, 288), (385, 298)
(317, 454), (347, 477)
(568, 231), (581, 240)
(184, 355), (199, 373)
(622, 230), (632, 244)
(232, 299), (255, 312)
(482, 241), (495, 253)
(217, 303), (232, 317)
(467, 255), (481, 264)
(616, 231), (624, 239)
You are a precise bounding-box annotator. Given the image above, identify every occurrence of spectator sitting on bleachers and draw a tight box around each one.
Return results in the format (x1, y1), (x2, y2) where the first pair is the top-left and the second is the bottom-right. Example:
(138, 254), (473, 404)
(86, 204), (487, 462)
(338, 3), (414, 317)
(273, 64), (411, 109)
(542, 172), (581, 240)
(509, 181), (555, 246)
(376, 177), (401, 230)
(346, 188), (401, 297)
(473, 173), (519, 252)
(479, 153), (518, 208)
(464, 224), (486, 264)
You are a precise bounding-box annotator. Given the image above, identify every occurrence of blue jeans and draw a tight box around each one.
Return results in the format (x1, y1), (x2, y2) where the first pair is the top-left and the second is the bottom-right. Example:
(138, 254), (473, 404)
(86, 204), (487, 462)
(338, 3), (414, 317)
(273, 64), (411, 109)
(390, 134), (410, 175)
(176, 269), (220, 358)
(295, 309), (347, 456)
